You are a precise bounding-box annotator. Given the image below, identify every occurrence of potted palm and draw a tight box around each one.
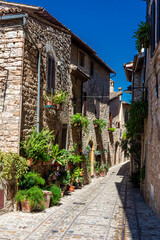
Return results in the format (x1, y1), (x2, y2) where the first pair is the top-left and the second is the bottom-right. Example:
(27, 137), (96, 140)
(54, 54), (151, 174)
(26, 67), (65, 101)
(93, 119), (107, 134)
(133, 21), (150, 53)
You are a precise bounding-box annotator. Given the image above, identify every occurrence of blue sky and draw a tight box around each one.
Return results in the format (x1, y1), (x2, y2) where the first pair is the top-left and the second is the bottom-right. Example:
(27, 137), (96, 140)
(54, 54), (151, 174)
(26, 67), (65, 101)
(10, 0), (146, 102)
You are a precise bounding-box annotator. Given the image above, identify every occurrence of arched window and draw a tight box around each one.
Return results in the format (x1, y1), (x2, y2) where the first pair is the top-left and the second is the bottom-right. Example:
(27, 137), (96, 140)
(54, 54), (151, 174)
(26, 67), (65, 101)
(47, 54), (55, 93)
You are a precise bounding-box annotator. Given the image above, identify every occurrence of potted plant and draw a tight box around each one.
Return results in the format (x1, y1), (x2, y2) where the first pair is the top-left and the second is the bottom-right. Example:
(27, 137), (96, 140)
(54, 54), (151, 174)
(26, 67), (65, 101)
(15, 186), (45, 212)
(93, 119), (107, 134)
(108, 127), (115, 133)
(44, 92), (53, 107)
(71, 167), (83, 189)
(20, 128), (54, 165)
(133, 21), (150, 53)
(52, 90), (69, 111)
(99, 164), (106, 177)
(94, 162), (100, 177)
(71, 113), (90, 133)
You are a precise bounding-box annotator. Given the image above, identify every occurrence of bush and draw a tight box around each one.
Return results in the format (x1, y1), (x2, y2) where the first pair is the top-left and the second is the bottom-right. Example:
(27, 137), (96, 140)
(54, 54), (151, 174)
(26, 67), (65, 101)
(21, 128), (54, 162)
(49, 185), (61, 205)
(15, 186), (45, 211)
(58, 171), (71, 186)
(0, 152), (28, 183)
(18, 172), (45, 190)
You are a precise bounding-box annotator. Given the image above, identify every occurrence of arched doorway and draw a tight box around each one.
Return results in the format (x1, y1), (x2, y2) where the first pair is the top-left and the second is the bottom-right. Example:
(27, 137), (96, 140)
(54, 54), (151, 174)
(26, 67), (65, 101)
(88, 140), (95, 177)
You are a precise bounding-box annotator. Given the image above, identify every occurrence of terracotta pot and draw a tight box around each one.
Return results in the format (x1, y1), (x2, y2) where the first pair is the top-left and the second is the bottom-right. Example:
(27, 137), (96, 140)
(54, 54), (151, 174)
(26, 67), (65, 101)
(42, 190), (51, 208)
(46, 101), (52, 106)
(94, 124), (98, 128)
(21, 200), (32, 213)
(100, 171), (105, 177)
(27, 158), (34, 166)
(69, 186), (75, 192)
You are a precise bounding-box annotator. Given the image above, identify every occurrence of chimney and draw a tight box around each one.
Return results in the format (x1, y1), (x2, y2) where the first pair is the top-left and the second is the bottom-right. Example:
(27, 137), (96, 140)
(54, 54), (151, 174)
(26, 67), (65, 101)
(118, 87), (122, 92)
(110, 79), (114, 92)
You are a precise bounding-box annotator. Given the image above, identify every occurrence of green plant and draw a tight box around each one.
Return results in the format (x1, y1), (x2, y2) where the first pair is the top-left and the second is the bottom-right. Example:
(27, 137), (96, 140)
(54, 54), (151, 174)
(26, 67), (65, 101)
(133, 21), (150, 53)
(21, 128), (54, 162)
(94, 150), (101, 156)
(0, 152), (28, 183)
(56, 149), (69, 166)
(72, 167), (83, 183)
(43, 92), (52, 102)
(99, 164), (106, 172)
(49, 185), (61, 205)
(108, 127), (115, 132)
(58, 171), (71, 185)
(52, 90), (69, 105)
(71, 113), (90, 133)
(126, 100), (148, 137)
(93, 119), (107, 134)
(68, 153), (82, 164)
(94, 161), (100, 175)
(18, 172), (45, 190)
(15, 186), (45, 211)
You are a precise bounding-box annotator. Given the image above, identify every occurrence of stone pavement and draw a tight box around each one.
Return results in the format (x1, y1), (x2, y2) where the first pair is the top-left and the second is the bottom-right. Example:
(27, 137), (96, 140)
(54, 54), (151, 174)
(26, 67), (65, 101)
(0, 161), (160, 240)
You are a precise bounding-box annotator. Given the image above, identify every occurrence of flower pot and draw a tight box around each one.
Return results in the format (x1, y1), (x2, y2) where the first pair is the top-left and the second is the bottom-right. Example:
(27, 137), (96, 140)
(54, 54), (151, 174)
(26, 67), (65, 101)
(100, 171), (105, 177)
(45, 101), (52, 107)
(94, 124), (98, 128)
(27, 158), (34, 166)
(21, 200), (32, 213)
(42, 191), (51, 208)
(69, 186), (75, 192)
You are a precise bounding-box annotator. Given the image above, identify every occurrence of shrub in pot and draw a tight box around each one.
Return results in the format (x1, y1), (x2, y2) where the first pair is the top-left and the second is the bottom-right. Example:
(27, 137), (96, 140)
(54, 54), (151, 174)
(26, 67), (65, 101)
(52, 90), (69, 110)
(71, 113), (90, 133)
(20, 128), (54, 164)
(15, 186), (45, 212)
(48, 184), (61, 206)
(18, 171), (45, 190)
(93, 119), (107, 134)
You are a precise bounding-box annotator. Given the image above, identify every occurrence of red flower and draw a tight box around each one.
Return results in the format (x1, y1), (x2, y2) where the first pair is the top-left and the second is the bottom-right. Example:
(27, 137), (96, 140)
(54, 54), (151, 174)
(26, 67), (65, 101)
(69, 164), (72, 168)
(54, 162), (59, 167)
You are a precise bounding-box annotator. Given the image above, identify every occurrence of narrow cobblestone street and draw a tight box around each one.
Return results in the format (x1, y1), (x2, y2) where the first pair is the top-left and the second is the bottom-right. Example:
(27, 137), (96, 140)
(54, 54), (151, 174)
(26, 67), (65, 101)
(0, 162), (160, 240)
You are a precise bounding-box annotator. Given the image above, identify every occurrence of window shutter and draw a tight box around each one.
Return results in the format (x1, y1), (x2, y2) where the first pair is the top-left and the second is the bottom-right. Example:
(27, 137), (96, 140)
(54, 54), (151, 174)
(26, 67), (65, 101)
(47, 54), (55, 92)
(151, 0), (155, 56)
(109, 112), (113, 128)
(83, 92), (87, 116)
(157, 0), (160, 42)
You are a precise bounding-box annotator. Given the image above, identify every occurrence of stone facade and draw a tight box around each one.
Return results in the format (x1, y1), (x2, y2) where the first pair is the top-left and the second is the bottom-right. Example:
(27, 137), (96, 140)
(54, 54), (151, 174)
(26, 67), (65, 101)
(109, 82), (129, 166)
(0, 1), (116, 212)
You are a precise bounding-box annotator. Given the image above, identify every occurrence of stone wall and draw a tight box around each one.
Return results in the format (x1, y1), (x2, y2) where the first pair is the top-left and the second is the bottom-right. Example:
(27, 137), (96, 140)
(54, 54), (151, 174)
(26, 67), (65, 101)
(0, 23), (24, 153)
(142, 41), (160, 218)
(71, 43), (110, 164)
(21, 17), (71, 146)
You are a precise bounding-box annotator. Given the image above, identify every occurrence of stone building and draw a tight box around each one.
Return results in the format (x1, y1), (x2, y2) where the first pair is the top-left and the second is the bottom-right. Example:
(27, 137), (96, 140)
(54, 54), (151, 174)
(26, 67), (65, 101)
(140, 0), (160, 219)
(0, 1), (116, 211)
(108, 80), (129, 166)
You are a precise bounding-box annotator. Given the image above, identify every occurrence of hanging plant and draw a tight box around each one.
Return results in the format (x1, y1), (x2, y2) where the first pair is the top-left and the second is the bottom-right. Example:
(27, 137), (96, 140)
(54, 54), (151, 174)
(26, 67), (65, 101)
(133, 21), (150, 53)
(70, 113), (90, 133)
(53, 90), (69, 110)
(93, 119), (107, 134)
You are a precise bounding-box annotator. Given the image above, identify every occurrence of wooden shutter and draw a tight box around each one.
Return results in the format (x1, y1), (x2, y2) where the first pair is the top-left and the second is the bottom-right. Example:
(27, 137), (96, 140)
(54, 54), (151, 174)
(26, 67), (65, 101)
(47, 54), (55, 92)
(157, 0), (160, 42)
(83, 92), (87, 116)
(109, 112), (113, 128)
(151, 0), (155, 56)
(61, 124), (67, 149)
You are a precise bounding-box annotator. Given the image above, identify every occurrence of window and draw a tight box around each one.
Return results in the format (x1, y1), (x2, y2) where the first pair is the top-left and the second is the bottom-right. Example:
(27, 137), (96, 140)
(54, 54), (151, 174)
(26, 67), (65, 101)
(95, 100), (100, 119)
(79, 52), (85, 67)
(47, 54), (55, 92)
(90, 61), (94, 76)
(151, 0), (155, 56)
